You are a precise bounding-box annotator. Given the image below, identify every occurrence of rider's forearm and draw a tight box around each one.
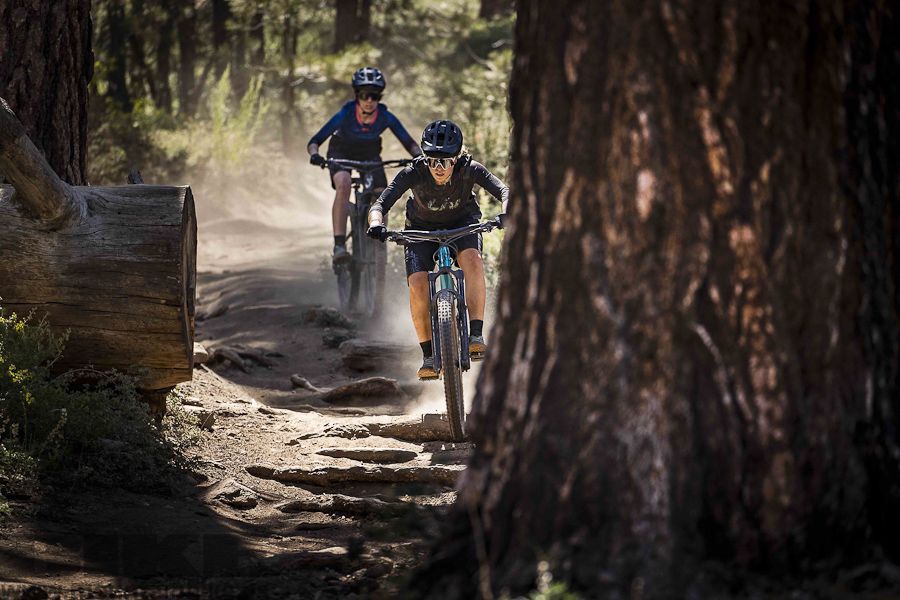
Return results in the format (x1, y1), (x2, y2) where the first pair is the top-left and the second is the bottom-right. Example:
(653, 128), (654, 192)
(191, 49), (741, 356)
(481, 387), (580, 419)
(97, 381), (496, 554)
(307, 143), (319, 156)
(368, 206), (384, 226)
(501, 199), (508, 214)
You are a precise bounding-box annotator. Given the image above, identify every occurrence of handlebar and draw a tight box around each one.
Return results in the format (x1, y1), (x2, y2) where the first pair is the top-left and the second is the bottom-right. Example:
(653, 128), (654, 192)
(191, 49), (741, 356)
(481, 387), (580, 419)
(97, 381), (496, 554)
(319, 158), (413, 172)
(384, 218), (501, 246)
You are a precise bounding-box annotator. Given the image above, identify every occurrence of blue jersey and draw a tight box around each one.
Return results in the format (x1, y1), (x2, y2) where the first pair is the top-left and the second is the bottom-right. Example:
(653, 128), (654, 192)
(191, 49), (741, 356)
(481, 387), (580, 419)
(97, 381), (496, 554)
(308, 100), (417, 157)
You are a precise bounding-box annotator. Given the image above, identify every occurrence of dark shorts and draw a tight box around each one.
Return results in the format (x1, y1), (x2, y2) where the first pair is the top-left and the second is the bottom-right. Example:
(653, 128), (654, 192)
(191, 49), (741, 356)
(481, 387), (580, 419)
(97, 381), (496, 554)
(404, 217), (482, 278)
(326, 146), (387, 191)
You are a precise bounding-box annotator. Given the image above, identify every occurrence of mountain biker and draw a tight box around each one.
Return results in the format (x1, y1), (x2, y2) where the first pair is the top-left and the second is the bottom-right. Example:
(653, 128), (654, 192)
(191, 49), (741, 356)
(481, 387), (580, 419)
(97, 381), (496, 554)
(307, 67), (422, 263)
(366, 120), (509, 380)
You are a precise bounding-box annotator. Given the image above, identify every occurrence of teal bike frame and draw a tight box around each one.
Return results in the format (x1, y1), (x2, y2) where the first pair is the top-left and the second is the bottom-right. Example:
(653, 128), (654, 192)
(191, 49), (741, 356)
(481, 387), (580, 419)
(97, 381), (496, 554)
(429, 244), (471, 374)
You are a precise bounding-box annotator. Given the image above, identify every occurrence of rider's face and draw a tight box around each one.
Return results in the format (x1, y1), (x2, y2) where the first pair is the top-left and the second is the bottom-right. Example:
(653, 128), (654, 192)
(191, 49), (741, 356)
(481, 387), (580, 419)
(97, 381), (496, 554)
(356, 90), (380, 112)
(428, 157), (456, 184)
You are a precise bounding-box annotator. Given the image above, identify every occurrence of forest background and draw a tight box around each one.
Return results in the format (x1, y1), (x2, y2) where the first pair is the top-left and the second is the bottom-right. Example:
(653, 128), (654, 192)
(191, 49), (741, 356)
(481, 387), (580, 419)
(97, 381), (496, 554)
(89, 0), (512, 272)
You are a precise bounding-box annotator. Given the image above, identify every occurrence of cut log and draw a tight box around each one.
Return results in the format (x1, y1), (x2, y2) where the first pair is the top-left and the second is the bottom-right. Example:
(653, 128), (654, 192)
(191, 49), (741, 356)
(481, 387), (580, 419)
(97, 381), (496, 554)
(0, 99), (196, 390)
(339, 339), (419, 372)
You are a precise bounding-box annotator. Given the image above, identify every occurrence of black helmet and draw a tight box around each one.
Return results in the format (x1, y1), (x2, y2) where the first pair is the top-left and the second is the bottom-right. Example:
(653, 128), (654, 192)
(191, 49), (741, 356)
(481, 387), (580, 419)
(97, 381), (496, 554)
(351, 67), (385, 91)
(421, 120), (463, 157)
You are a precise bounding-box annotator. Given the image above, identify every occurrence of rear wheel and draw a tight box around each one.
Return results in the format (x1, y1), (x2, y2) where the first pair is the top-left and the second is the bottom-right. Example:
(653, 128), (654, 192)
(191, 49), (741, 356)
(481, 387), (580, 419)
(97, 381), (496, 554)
(437, 291), (465, 441)
(335, 236), (353, 312)
(355, 233), (386, 318)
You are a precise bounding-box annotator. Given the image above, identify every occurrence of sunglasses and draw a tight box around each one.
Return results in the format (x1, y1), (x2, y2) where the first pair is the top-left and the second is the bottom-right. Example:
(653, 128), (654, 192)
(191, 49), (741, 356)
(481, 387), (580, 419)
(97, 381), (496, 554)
(426, 156), (457, 169)
(357, 91), (382, 101)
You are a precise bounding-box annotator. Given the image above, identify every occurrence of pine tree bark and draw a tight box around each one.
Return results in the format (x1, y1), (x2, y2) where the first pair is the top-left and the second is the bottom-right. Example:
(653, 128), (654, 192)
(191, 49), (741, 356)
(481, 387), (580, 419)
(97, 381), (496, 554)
(250, 9), (266, 68)
(0, 0), (92, 185)
(156, 1), (177, 114)
(105, 1), (132, 111)
(478, 0), (513, 19)
(281, 10), (297, 153)
(334, 0), (371, 52)
(415, 0), (900, 597)
(212, 0), (232, 79)
(127, 0), (158, 106)
(231, 12), (249, 100)
(177, 4), (198, 117)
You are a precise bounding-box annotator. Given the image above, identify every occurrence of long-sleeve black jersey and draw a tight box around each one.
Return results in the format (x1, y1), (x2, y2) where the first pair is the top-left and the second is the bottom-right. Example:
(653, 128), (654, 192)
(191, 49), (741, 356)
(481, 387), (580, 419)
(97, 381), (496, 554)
(371, 155), (508, 227)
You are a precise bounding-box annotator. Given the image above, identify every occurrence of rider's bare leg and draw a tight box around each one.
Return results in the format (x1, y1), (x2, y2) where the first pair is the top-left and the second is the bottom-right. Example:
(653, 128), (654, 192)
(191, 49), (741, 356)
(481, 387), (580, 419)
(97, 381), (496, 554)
(408, 271), (432, 343)
(456, 248), (485, 321)
(331, 171), (352, 236)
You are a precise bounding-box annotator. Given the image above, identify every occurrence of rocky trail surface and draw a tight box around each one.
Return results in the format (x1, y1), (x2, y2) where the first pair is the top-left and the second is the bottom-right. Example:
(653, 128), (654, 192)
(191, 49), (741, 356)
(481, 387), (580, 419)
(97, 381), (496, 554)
(0, 217), (480, 599)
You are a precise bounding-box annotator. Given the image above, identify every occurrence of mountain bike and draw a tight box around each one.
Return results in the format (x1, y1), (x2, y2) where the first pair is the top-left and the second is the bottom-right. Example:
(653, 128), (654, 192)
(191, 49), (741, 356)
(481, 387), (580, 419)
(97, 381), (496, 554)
(318, 158), (411, 317)
(385, 218), (502, 441)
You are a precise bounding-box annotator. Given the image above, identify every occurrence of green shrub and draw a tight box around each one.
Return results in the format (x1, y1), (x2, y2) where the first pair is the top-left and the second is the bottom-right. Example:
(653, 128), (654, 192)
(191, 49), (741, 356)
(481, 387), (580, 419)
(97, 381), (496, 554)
(0, 308), (199, 502)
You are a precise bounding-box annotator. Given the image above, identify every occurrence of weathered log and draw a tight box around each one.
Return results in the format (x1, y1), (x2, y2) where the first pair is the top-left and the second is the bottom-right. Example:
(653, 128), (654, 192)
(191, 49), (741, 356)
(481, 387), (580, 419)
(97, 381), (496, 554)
(0, 100), (196, 390)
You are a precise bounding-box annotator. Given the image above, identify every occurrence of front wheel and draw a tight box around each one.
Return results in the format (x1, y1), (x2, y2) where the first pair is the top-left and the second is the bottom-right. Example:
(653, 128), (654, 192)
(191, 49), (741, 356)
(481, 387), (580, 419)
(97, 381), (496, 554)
(436, 291), (465, 441)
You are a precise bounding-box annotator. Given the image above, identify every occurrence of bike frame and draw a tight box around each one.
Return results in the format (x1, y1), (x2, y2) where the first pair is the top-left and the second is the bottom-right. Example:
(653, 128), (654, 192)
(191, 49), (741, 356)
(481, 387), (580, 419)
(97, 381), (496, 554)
(429, 246), (471, 374)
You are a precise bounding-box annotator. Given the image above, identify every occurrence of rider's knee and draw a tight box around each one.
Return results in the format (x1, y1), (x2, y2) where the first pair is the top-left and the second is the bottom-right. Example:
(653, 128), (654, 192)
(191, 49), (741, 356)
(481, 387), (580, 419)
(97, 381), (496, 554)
(333, 174), (351, 194)
(408, 271), (429, 293)
(458, 248), (484, 270)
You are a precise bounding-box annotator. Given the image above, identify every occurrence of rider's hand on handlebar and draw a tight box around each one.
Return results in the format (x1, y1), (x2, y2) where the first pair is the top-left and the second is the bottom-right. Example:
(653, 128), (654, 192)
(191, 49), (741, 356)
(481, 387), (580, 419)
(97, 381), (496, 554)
(310, 153), (326, 167)
(495, 214), (508, 229)
(366, 224), (388, 242)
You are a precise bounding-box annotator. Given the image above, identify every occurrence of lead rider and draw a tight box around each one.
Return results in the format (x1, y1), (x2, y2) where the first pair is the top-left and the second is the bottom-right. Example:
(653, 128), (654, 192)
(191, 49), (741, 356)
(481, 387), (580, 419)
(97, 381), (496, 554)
(307, 67), (422, 263)
(367, 120), (509, 379)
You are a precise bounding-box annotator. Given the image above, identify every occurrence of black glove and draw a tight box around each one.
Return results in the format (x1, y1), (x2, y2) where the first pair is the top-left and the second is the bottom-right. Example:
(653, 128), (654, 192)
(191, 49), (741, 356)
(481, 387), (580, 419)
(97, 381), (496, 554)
(366, 224), (387, 242)
(496, 213), (508, 229)
(310, 153), (326, 167)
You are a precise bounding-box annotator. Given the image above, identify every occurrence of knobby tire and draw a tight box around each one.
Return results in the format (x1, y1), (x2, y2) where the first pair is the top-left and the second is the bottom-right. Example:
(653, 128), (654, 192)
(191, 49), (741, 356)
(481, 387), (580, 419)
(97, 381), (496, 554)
(437, 293), (465, 441)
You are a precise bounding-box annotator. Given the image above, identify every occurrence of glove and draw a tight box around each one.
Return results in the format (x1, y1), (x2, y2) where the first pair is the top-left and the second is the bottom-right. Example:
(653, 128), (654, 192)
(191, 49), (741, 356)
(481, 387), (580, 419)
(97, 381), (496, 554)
(366, 224), (387, 242)
(309, 153), (326, 167)
(495, 213), (508, 229)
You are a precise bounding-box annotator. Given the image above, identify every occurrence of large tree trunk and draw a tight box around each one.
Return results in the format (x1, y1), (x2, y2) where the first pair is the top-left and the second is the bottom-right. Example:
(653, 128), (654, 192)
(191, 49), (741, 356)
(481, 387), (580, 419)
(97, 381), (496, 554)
(0, 101), (196, 392)
(334, 0), (371, 52)
(155, 1), (177, 115)
(177, 4), (198, 117)
(105, 1), (132, 111)
(416, 0), (899, 597)
(212, 0), (232, 79)
(127, 0), (158, 108)
(478, 0), (513, 19)
(231, 11), (249, 100)
(281, 10), (297, 154)
(0, 0), (92, 185)
(250, 9), (266, 69)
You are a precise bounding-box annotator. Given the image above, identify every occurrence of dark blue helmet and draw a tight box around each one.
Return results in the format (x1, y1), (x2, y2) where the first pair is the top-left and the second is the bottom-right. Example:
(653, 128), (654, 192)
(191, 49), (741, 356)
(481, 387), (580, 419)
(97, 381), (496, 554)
(421, 120), (463, 157)
(352, 67), (385, 91)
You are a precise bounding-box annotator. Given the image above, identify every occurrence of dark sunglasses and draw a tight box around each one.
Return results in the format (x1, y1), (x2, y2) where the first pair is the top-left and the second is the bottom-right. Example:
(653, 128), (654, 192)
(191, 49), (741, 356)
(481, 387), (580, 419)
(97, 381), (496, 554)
(357, 91), (382, 101)
(426, 156), (457, 169)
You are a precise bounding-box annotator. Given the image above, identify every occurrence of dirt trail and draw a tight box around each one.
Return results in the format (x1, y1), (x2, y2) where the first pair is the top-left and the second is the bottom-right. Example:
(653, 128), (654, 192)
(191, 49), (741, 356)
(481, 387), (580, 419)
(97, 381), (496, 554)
(0, 207), (484, 598)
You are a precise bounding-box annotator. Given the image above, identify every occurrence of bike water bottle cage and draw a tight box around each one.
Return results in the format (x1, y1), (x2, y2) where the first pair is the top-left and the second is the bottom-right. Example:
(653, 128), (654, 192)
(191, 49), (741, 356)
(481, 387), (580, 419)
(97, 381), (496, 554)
(352, 67), (386, 91)
(421, 120), (463, 158)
